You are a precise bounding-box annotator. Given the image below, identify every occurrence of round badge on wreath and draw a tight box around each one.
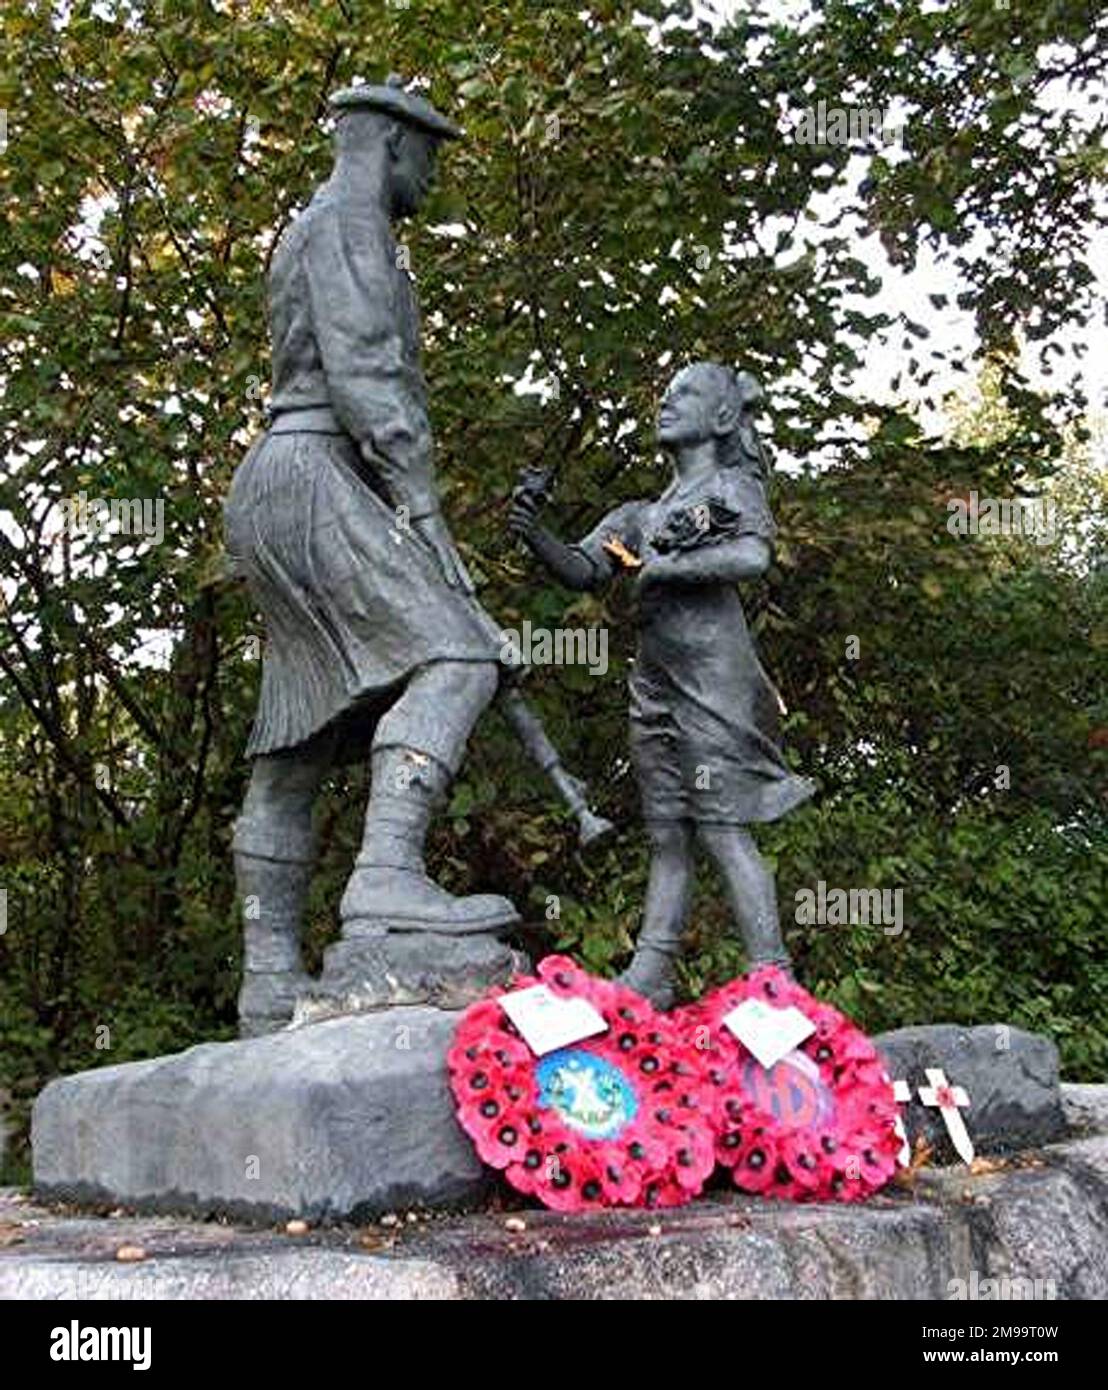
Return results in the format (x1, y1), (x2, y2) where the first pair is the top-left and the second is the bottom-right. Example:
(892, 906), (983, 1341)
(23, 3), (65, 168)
(674, 965), (903, 1202)
(447, 955), (716, 1212)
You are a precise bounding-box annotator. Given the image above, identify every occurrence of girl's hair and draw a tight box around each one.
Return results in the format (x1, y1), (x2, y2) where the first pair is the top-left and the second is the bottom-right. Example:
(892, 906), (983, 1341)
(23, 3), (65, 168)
(689, 362), (768, 479)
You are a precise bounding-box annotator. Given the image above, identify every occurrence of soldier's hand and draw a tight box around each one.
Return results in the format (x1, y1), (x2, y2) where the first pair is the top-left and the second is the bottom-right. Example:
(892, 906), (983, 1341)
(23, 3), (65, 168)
(414, 512), (475, 593)
(449, 546), (477, 595)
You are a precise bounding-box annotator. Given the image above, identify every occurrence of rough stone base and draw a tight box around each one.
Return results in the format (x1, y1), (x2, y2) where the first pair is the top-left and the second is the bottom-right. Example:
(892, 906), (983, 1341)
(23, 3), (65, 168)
(294, 930), (527, 1025)
(27, 1009), (1080, 1236)
(1061, 1083), (1108, 1137)
(6, 1132), (1108, 1299)
(32, 1008), (487, 1222)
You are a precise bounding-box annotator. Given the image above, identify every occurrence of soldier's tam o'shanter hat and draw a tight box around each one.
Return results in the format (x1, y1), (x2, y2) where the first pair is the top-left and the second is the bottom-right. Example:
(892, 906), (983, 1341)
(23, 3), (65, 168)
(329, 74), (462, 139)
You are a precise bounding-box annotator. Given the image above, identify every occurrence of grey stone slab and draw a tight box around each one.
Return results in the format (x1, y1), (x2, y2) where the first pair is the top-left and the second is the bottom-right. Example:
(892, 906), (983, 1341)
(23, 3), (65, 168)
(5, 1134), (1108, 1299)
(1061, 1083), (1108, 1136)
(32, 1007), (487, 1223)
(875, 1024), (1067, 1160)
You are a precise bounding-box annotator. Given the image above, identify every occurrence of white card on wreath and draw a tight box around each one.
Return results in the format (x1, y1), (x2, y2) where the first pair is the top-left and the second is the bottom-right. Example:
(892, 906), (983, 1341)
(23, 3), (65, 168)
(498, 984), (608, 1056)
(722, 997), (816, 1070)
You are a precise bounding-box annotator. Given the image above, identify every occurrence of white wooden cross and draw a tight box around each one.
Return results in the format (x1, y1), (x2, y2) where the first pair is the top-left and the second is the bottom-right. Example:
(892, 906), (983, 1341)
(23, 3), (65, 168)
(892, 1079), (912, 1167)
(918, 1067), (974, 1164)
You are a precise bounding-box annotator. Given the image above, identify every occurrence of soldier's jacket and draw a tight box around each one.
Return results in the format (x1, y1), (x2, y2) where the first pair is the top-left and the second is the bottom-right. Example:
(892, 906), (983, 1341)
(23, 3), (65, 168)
(224, 183), (501, 759)
(268, 180), (437, 517)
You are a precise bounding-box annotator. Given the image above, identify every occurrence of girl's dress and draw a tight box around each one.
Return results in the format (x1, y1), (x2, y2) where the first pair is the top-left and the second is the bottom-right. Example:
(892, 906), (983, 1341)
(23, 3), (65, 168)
(573, 466), (814, 825)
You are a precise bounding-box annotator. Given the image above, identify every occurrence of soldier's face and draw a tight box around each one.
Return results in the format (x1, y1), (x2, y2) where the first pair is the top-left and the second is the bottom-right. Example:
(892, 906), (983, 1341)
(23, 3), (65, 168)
(389, 126), (440, 218)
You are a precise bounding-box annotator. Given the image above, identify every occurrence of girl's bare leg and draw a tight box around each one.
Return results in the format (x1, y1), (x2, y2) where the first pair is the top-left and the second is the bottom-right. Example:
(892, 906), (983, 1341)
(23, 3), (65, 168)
(697, 825), (792, 970)
(618, 820), (695, 1008)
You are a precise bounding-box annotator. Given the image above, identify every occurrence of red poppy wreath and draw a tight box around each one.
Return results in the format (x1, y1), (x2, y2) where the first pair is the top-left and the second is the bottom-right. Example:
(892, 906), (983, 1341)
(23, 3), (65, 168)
(447, 955), (716, 1212)
(674, 965), (903, 1203)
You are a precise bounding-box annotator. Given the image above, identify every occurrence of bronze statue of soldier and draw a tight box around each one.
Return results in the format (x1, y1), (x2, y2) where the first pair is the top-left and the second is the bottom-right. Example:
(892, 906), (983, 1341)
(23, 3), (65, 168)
(227, 77), (610, 1035)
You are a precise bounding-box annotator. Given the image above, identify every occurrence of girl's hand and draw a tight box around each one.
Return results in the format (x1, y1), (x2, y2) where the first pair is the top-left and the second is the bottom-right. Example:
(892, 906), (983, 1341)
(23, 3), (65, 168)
(508, 490), (542, 538)
(635, 553), (681, 591)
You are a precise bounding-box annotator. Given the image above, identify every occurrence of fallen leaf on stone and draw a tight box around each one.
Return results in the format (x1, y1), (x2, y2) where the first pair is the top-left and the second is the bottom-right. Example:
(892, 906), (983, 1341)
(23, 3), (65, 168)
(602, 535), (642, 569)
(969, 1155), (1007, 1175)
(359, 1231), (396, 1252)
(115, 1245), (147, 1262)
(0, 1223), (25, 1246)
(910, 1136), (935, 1169)
(893, 1136), (936, 1188)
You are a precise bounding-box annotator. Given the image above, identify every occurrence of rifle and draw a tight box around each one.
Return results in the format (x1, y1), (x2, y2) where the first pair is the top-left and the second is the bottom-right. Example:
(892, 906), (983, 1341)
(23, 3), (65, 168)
(496, 463), (613, 847)
(496, 683), (614, 847)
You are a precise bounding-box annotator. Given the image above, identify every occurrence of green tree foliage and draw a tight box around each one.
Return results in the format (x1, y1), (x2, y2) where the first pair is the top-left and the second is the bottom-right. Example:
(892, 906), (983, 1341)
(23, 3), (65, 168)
(0, 0), (1105, 1175)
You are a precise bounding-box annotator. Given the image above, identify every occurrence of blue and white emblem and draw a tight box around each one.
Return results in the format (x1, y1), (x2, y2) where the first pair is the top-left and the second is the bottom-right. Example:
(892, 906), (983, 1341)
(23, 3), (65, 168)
(535, 1049), (638, 1139)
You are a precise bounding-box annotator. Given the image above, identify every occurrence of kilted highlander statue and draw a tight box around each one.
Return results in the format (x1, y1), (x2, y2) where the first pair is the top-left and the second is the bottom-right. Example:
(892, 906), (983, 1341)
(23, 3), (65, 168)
(225, 78), (608, 1036)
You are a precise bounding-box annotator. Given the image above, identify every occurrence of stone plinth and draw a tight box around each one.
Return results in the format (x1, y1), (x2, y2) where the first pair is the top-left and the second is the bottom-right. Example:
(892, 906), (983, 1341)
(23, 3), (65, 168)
(32, 1007), (487, 1223)
(7, 1129), (1108, 1298)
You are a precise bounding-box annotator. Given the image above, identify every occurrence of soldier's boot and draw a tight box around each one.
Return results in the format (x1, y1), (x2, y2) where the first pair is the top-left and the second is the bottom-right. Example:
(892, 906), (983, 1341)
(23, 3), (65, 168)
(618, 823), (694, 1009)
(340, 745), (519, 934)
(234, 827), (315, 1038)
(698, 826), (793, 973)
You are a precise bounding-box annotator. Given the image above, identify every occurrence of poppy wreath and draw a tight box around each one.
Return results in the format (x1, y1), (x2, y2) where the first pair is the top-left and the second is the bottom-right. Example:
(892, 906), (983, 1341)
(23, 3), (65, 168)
(674, 965), (902, 1203)
(447, 955), (716, 1212)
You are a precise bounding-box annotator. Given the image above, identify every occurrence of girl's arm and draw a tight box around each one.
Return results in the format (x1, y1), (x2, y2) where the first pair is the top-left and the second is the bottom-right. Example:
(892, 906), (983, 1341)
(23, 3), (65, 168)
(524, 522), (605, 592)
(641, 536), (771, 587)
(508, 494), (606, 592)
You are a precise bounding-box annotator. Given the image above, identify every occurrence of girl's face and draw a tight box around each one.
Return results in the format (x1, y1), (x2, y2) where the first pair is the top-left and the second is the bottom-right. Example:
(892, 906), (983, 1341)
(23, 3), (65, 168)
(657, 367), (723, 447)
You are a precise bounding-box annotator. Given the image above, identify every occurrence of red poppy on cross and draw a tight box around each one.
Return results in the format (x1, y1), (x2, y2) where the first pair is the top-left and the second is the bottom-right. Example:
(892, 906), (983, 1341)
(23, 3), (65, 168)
(917, 1067), (974, 1164)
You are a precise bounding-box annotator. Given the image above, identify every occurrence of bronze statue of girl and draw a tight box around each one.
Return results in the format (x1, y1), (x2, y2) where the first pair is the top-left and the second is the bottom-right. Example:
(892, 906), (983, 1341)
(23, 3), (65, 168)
(510, 362), (813, 1006)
